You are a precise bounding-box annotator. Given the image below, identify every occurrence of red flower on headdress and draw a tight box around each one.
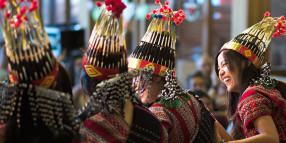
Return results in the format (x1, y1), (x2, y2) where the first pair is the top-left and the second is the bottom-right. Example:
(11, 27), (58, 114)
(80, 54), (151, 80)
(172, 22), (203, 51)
(105, 0), (126, 18)
(20, 5), (27, 15)
(264, 11), (270, 17)
(5, 12), (10, 18)
(29, 0), (38, 11)
(155, 0), (160, 4)
(96, 1), (102, 7)
(146, 14), (151, 19)
(273, 16), (286, 38)
(0, 2), (6, 9)
(165, 1), (169, 5)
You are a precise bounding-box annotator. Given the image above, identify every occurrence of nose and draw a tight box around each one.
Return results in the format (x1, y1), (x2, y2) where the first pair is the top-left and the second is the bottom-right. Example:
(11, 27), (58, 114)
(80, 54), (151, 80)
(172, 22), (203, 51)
(219, 68), (225, 77)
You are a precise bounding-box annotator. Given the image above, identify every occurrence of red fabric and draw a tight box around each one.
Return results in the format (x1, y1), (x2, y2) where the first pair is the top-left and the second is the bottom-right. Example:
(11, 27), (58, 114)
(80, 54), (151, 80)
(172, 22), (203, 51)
(236, 85), (286, 141)
(139, 60), (165, 76)
(8, 62), (58, 88)
(82, 57), (120, 80)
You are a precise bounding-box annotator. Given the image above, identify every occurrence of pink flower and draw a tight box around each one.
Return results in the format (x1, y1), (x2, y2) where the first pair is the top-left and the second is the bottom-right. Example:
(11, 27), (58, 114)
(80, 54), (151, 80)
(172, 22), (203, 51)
(165, 1), (169, 5)
(155, 0), (160, 4)
(280, 15), (285, 21)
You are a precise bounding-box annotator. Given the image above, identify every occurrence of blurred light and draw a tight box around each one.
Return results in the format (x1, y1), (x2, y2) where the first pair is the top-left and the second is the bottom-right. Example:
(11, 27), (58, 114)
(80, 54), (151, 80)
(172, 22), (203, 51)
(123, 1), (135, 22)
(213, 11), (222, 20)
(212, 0), (221, 6)
(91, 5), (104, 21)
(197, 0), (204, 5)
(135, 4), (148, 20)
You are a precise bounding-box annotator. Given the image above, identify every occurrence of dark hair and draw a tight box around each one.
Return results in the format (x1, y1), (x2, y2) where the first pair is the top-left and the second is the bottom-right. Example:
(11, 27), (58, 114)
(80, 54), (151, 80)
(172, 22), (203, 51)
(55, 63), (73, 95)
(184, 71), (205, 89)
(215, 49), (286, 139)
(80, 69), (101, 96)
(194, 89), (210, 100)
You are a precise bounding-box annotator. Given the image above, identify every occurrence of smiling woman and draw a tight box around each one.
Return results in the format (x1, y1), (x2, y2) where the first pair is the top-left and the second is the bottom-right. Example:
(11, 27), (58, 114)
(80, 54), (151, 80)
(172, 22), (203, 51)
(214, 12), (286, 142)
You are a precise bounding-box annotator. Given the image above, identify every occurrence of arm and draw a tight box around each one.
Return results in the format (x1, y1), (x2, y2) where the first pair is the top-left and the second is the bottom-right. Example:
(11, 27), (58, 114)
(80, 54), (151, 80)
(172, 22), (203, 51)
(229, 115), (279, 143)
(214, 120), (233, 142)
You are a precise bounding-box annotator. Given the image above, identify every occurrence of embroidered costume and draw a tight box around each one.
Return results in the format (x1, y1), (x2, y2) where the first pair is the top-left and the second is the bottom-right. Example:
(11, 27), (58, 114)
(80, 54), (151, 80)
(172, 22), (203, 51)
(237, 85), (286, 141)
(128, 1), (215, 142)
(78, 1), (167, 142)
(216, 11), (286, 142)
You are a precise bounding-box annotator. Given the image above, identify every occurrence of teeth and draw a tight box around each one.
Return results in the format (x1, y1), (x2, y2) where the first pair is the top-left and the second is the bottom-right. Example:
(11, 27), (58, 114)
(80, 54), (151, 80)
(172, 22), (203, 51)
(224, 77), (230, 83)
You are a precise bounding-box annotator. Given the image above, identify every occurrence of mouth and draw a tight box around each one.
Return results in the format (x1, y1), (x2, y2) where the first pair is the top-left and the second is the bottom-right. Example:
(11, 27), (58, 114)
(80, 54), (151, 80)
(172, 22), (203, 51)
(223, 77), (230, 85)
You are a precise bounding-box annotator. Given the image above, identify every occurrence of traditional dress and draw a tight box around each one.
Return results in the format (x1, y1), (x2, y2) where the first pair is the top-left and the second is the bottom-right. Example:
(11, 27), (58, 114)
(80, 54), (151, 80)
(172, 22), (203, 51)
(216, 11), (286, 142)
(0, 1), (79, 142)
(78, 68), (168, 143)
(237, 85), (286, 141)
(78, 1), (168, 142)
(148, 70), (215, 143)
(81, 104), (168, 143)
(128, 1), (215, 142)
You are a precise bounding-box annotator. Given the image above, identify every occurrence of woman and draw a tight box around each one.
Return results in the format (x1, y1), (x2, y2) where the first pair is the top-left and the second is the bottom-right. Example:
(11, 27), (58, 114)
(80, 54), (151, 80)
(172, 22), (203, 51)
(0, 1), (79, 142)
(78, 1), (167, 142)
(128, 1), (232, 142)
(215, 12), (286, 142)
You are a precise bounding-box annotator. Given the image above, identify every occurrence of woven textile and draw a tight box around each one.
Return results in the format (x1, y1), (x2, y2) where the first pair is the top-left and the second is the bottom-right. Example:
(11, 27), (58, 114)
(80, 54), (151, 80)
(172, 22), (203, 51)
(149, 93), (202, 143)
(80, 104), (167, 143)
(237, 85), (286, 141)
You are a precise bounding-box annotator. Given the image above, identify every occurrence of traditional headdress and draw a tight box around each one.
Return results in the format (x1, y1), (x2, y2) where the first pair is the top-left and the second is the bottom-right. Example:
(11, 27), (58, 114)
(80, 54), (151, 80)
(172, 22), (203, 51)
(82, 0), (127, 81)
(78, 0), (153, 121)
(128, 0), (186, 77)
(219, 11), (286, 69)
(0, 82), (78, 131)
(0, 0), (58, 88)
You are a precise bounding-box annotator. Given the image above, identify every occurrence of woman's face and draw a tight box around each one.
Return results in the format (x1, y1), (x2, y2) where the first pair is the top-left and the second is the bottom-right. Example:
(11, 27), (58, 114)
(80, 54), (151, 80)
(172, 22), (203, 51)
(217, 52), (241, 93)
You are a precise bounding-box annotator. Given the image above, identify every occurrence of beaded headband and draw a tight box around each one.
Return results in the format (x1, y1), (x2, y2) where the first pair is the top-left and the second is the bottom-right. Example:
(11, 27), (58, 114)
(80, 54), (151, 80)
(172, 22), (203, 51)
(128, 0), (186, 77)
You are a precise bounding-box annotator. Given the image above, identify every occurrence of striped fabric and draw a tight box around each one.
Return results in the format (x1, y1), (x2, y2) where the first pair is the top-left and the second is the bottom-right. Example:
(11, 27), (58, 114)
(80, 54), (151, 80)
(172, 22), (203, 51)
(80, 104), (167, 143)
(149, 94), (203, 143)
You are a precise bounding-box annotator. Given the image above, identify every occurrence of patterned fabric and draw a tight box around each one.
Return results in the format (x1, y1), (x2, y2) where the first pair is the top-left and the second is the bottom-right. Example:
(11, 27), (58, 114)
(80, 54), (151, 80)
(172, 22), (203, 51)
(149, 93), (202, 143)
(80, 104), (167, 143)
(237, 85), (286, 141)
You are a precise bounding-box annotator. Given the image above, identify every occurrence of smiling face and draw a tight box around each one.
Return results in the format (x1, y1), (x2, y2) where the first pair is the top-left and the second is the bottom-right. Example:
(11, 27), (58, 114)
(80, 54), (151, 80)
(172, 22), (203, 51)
(217, 51), (242, 93)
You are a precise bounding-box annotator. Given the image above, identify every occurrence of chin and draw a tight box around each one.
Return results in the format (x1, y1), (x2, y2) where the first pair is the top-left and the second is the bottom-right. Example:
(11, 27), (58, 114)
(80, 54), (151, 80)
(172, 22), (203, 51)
(227, 86), (240, 93)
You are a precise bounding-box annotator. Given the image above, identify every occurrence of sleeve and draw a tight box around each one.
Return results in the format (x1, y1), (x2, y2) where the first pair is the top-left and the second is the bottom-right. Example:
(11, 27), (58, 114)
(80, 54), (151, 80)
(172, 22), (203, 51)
(149, 104), (172, 132)
(237, 89), (273, 129)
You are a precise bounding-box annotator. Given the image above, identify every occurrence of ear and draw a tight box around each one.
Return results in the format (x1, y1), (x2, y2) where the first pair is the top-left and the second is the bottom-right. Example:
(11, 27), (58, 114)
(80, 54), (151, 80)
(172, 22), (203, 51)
(153, 75), (162, 82)
(247, 60), (251, 67)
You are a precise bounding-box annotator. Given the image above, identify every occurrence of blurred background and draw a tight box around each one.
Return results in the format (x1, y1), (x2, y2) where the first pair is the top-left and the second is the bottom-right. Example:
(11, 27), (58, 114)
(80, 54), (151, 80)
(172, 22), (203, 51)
(1, 0), (286, 129)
